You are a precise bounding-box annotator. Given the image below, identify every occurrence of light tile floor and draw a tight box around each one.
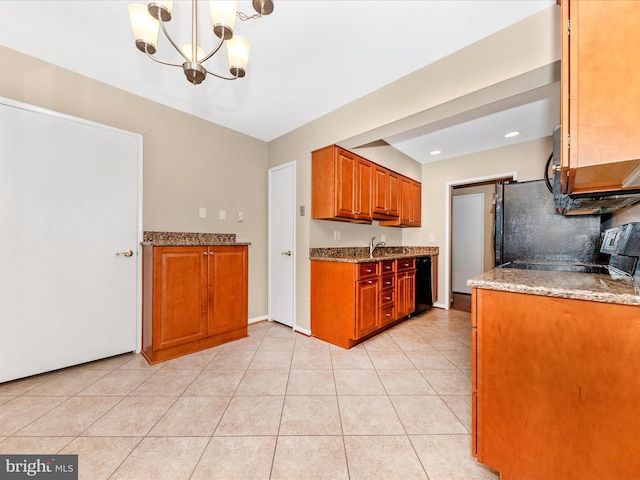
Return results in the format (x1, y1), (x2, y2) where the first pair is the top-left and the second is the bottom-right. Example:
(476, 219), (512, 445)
(0, 307), (498, 480)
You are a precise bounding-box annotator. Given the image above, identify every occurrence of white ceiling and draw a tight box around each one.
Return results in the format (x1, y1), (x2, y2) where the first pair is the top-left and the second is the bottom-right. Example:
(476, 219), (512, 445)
(0, 0), (557, 161)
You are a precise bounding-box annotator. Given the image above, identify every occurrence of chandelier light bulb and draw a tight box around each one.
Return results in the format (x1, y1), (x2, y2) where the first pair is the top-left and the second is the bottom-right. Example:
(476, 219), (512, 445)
(227, 35), (250, 77)
(210, 0), (238, 40)
(129, 3), (160, 54)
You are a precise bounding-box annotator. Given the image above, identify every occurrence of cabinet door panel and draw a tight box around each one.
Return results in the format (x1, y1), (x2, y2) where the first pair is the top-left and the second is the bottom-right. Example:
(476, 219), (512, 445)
(336, 149), (356, 218)
(355, 278), (379, 338)
(208, 247), (248, 335)
(153, 247), (208, 350)
(355, 158), (373, 221)
(562, 0), (640, 193)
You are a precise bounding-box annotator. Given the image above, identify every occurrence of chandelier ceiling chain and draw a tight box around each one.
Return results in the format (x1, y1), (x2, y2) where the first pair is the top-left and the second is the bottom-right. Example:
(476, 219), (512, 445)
(128, 0), (274, 85)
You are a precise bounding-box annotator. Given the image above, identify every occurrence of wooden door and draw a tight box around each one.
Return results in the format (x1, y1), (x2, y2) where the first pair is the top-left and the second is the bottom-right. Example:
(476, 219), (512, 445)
(410, 181), (422, 226)
(354, 157), (373, 221)
(373, 166), (389, 216)
(153, 247), (208, 350)
(562, 0), (640, 193)
(335, 148), (356, 218)
(388, 172), (400, 217)
(208, 246), (248, 336)
(355, 277), (379, 338)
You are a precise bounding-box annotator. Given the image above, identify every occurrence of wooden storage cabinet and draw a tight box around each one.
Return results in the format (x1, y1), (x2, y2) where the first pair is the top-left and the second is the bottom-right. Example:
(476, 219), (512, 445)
(380, 178), (421, 227)
(373, 166), (399, 219)
(142, 245), (248, 364)
(561, 0), (640, 194)
(312, 144), (373, 223)
(396, 258), (416, 318)
(312, 144), (420, 227)
(472, 288), (640, 479)
(311, 257), (417, 348)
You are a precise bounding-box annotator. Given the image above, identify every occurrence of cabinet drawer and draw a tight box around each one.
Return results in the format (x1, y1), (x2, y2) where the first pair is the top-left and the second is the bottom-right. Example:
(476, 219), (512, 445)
(397, 258), (416, 271)
(380, 260), (395, 274)
(380, 274), (395, 291)
(380, 290), (395, 307)
(357, 262), (379, 279)
(380, 305), (395, 326)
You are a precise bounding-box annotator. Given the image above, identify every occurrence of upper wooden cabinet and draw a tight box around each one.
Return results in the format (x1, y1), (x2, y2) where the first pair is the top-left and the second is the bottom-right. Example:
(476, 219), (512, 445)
(373, 166), (400, 219)
(312, 145), (372, 223)
(379, 177), (421, 227)
(561, 0), (640, 195)
(312, 144), (421, 227)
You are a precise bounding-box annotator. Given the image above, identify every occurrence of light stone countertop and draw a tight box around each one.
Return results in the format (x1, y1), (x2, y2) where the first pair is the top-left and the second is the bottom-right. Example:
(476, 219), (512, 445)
(467, 268), (640, 307)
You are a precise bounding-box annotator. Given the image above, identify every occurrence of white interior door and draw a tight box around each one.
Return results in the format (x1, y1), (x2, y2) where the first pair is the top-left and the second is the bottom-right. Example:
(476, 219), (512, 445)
(0, 99), (141, 383)
(268, 162), (295, 328)
(452, 193), (484, 294)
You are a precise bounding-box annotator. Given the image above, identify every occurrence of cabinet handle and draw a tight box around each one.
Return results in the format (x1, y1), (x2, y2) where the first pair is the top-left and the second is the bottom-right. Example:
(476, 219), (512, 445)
(386, 313), (391, 317)
(386, 296), (391, 301)
(203, 252), (208, 256)
(368, 280), (373, 284)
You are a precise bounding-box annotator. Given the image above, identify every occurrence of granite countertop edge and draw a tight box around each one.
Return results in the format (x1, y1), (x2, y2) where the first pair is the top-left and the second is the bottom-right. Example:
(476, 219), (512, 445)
(309, 246), (439, 263)
(142, 231), (250, 247)
(467, 269), (640, 307)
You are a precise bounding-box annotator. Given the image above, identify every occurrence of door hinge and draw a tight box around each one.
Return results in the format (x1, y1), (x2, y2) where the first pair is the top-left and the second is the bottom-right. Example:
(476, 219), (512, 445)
(567, 18), (571, 35)
(567, 134), (571, 147)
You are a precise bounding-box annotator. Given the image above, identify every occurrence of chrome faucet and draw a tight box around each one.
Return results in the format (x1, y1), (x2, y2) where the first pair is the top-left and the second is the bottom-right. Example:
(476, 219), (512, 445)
(369, 236), (386, 258)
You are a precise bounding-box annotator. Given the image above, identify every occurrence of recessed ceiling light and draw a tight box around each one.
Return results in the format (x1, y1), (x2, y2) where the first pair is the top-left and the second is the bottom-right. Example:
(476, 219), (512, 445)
(504, 131), (520, 138)
(430, 150), (442, 155)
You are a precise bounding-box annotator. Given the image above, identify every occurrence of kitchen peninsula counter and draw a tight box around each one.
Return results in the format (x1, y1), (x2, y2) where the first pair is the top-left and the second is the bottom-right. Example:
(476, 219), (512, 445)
(469, 268), (640, 479)
(468, 268), (639, 306)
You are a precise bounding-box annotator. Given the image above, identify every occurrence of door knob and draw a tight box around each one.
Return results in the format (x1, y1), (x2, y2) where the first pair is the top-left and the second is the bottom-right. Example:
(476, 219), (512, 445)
(281, 250), (292, 256)
(116, 249), (134, 257)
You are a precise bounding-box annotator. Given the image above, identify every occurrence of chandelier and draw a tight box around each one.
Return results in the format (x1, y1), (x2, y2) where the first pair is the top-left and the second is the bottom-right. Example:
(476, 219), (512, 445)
(128, 0), (274, 85)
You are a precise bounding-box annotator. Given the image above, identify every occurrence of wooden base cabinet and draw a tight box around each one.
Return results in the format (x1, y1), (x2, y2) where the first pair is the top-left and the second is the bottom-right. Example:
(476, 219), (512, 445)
(311, 258), (416, 349)
(472, 288), (640, 479)
(142, 245), (248, 364)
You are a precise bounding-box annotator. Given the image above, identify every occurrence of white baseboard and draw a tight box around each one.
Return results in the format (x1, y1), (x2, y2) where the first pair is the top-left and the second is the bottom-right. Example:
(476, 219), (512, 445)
(248, 315), (269, 324)
(293, 325), (311, 336)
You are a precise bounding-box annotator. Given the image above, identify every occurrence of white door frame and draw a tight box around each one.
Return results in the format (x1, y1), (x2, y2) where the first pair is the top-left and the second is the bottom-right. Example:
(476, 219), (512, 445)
(444, 172), (516, 309)
(268, 161), (296, 330)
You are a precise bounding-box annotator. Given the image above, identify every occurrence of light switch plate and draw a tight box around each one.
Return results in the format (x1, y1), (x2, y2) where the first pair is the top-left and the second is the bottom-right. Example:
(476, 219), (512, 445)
(219, 209), (226, 220)
(198, 207), (207, 219)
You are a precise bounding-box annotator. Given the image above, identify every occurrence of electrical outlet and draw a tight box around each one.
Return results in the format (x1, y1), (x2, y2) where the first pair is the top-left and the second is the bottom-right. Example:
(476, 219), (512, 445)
(198, 207), (206, 219)
(428, 233), (435, 242)
(380, 234), (386, 242)
(334, 230), (341, 241)
(300, 205), (306, 216)
(237, 211), (244, 222)
(219, 209), (226, 220)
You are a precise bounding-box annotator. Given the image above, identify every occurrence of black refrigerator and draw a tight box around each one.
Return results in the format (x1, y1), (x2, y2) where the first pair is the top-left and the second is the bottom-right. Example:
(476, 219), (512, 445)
(494, 180), (602, 266)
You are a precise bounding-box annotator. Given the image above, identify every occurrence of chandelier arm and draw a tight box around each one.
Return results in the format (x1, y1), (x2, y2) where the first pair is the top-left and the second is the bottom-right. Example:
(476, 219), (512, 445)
(199, 35), (225, 64)
(143, 49), (184, 68)
(157, 17), (190, 63)
(203, 67), (239, 81)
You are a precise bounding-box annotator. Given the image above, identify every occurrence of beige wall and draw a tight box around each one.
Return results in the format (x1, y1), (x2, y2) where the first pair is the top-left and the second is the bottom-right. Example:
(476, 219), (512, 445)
(269, 6), (560, 328)
(0, 45), (269, 320)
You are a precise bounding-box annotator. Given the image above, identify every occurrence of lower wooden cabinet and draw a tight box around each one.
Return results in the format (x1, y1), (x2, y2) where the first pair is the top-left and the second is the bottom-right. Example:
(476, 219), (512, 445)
(142, 245), (248, 364)
(311, 258), (416, 349)
(472, 288), (640, 479)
